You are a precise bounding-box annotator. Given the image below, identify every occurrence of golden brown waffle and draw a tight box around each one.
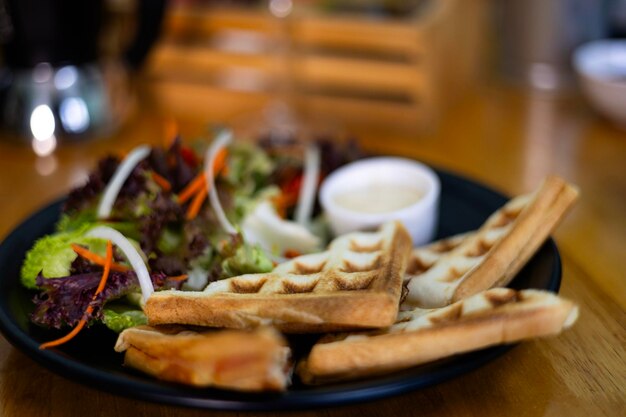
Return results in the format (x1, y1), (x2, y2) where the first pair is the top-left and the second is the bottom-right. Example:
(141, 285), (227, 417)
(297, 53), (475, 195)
(144, 221), (412, 332)
(115, 326), (291, 391)
(298, 288), (579, 383)
(404, 175), (579, 308)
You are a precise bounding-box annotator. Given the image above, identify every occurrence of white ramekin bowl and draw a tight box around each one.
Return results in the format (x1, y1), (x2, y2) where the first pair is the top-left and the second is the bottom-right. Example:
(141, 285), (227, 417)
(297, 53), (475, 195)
(319, 157), (440, 246)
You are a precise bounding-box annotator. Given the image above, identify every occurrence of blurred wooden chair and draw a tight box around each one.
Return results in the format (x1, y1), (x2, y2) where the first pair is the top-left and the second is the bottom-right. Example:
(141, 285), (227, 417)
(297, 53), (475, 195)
(144, 0), (489, 132)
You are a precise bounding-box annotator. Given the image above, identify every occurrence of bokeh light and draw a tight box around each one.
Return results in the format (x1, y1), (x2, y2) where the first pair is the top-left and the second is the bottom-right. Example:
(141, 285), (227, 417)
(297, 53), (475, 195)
(30, 104), (56, 141)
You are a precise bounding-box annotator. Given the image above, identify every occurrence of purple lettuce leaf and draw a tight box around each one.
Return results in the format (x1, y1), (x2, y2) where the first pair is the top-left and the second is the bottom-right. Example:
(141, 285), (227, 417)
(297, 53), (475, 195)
(148, 137), (197, 193)
(63, 156), (120, 213)
(31, 271), (181, 329)
(138, 191), (183, 256)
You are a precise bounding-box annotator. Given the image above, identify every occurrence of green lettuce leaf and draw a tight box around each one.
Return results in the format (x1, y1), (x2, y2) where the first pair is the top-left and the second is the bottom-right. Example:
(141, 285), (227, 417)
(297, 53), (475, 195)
(157, 225), (184, 255)
(102, 306), (147, 333)
(221, 244), (273, 277)
(55, 210), (97, 233)
(223, 142), (274, 190)
(223, 142), (275, 220)
(20, 230), (107, 289)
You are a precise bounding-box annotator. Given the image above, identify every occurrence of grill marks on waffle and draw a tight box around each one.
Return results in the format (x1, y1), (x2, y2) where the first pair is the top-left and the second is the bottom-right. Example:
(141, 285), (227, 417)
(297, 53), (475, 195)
(406, 256), (435, 275)
(463, 239), (491, 258)
(281, 276), (320, 294)
(487, 197), (527, 228)
(392, 288), (524, 333)
(205, 231), (391, 297)
(292, 260), (326, 275)
(441, 267), (466, 283)
(460, 227), (511, 259)
(341, 253), (381, 273)
(427, 303), (463, 324)
(334, 273), (376, 291)
(266, 289), (531, 342)
(484, 286), (519, 307)
(406, 233), (469, 275)
(349, 239), (383, 253)
(460, 196), (526, 258)
(431, 236), (465, 253)
(230, 277), (268, 294)
(405, 194), (531, 308)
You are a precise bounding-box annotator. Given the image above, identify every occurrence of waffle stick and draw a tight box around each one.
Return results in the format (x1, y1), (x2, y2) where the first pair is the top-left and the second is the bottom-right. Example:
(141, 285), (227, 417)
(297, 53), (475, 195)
(298, 288), (578, 384)
(144, 221), (412, 333)
(115, 325), (291, 391)
(404, 175), (579, 308)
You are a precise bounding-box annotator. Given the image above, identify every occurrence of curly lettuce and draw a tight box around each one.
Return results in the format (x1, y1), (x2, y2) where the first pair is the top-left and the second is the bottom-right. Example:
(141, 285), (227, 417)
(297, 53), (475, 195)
(20, 230), (107, 289)
(31, 270), (178, 329)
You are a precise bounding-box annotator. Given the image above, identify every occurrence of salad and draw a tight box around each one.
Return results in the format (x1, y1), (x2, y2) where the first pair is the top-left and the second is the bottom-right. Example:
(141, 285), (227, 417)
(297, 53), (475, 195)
(21, 128), (363, 344)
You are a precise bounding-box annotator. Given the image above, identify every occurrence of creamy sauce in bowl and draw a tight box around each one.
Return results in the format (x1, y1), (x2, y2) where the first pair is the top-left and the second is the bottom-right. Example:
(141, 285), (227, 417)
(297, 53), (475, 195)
(333, 184), (423, 214)
(319, 157), (441, 246)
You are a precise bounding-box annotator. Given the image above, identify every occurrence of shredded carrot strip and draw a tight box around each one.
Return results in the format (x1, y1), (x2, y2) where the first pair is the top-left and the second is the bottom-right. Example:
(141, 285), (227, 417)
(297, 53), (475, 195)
(177, 148), (229, 204)
(167, 274), (188, 282)
(213, 148), (228, 175)
(283, 249), (302, 259)
(177, 172), (206, 204)
(163, 118), (179, 148)
(178, 148), (229, 215)
(40, 241), (114, 350)
(186, 186), (208, 220)
(151, 171), (172, 192)
(71, 244), (129, 272)
(271, 192), (298, 218)
(39, 316), (90, 350)
(94, 241), (113, 294)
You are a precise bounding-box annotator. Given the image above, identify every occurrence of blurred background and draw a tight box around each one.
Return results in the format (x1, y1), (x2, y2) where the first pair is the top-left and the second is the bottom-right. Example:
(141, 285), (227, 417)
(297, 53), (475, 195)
(1, 5), (624, 412)
(1, 0), (625, 149)
(0, 0), (625, 369)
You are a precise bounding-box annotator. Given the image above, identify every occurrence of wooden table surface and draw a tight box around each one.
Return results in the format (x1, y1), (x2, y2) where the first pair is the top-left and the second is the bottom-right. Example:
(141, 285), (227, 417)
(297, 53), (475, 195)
(0, 84), (624, 416)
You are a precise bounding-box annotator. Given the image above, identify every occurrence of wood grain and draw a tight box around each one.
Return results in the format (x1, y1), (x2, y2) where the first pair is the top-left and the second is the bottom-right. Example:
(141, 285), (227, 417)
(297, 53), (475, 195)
(0, 83), (624, 416)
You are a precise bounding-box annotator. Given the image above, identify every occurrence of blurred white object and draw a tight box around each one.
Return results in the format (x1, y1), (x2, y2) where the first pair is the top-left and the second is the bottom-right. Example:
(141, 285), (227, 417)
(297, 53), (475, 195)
(573, 40), (626, 127)
(242, 201), (321, 256)
(320, 157), (440, 246)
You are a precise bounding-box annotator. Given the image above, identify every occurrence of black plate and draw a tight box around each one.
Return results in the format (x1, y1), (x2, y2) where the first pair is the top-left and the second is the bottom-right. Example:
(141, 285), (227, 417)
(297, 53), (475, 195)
(0, 169), (562, 411)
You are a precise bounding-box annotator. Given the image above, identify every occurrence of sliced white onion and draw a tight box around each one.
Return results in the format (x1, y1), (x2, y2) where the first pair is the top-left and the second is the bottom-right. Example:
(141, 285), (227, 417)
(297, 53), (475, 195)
(204, 129), (237, 235)
(97, 145), (151, 219)
(294, 144), (320, 226)
(86, 226), (154, 303)
(242, 201), (321, 255)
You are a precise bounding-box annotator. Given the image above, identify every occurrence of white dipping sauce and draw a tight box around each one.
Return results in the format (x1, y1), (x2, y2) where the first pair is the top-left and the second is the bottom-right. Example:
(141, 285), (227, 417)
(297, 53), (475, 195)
(320, 157), (441, 245)
(333, 184), (423, 214)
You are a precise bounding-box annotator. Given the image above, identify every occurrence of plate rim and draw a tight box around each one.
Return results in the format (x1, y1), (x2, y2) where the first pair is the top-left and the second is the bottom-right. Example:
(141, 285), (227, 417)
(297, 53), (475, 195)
(0, 168), (562, 411)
